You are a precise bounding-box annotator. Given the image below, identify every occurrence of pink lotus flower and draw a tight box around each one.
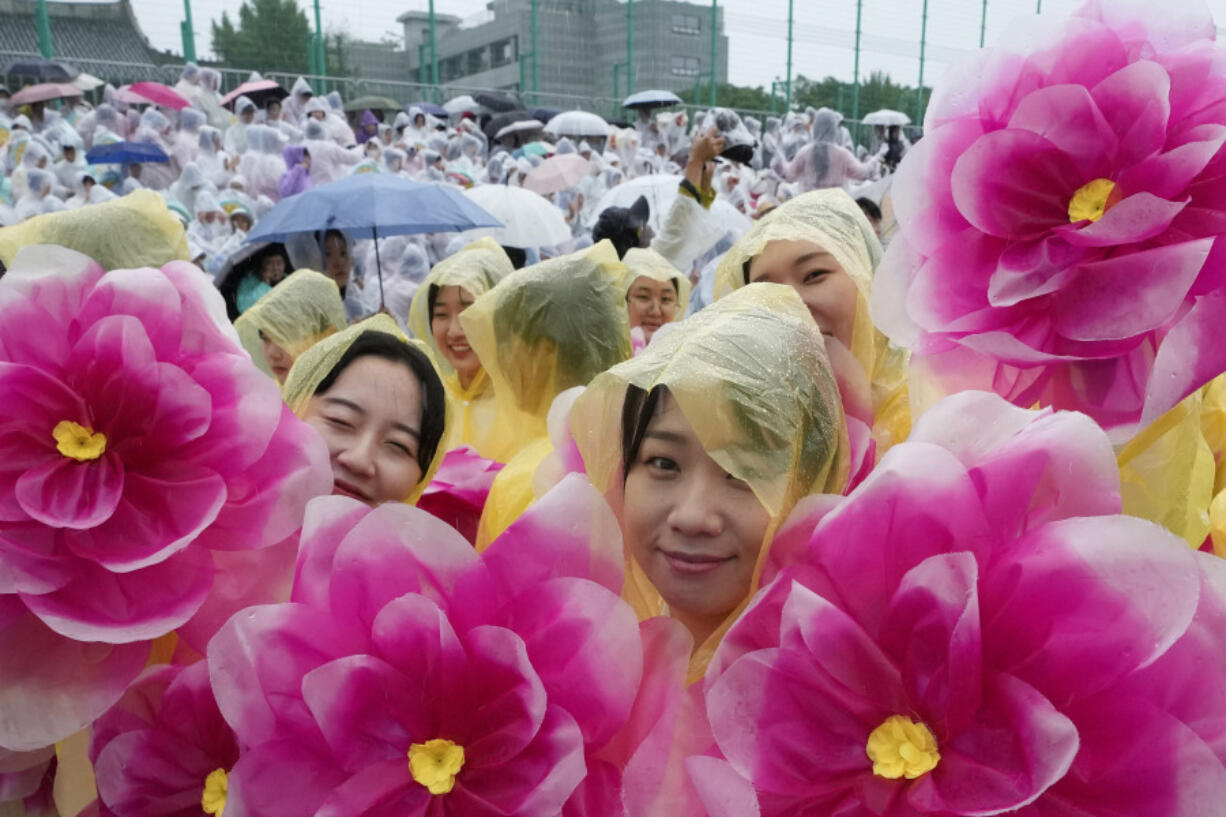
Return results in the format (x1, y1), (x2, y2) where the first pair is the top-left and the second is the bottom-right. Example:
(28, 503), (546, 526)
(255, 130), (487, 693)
(89, 661), (238, 817)
(639, 392), (1226, 815)
(0, 245), (331, 752)
(208, 474), (680, 817)
(873, 0), (1226, 432)
(417, 447), (505, 545)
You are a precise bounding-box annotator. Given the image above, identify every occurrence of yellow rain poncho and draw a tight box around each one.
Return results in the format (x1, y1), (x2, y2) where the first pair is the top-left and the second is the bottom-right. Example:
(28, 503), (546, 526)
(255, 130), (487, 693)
(464, 240), (633, 546)
(234, 269), (348, 381)
(406, 238), (514, 457)
(570, 283), (850, 681)
(0, 190), (189, 269)
(281, 314), (449, 506)
(620, 247), (693, 321)
(714, 188), (910, 456)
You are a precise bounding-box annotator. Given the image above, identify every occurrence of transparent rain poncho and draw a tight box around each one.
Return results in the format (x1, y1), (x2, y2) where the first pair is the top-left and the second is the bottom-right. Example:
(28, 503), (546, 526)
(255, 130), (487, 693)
(714, 188), (911, 456)
(407, 238), (515, 458)
(281, 313), (450, 506)
(620, 247), (693, 331)
(463, 240), (633, 545)
(569, 283), (850, 680)
(234, 269), (348, 381)
(0, 189), (189, 269)
(461, 239), (633, 463)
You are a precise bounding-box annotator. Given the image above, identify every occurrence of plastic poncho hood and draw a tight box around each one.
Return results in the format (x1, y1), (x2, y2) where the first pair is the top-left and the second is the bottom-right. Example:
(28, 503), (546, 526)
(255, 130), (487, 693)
(281, 314), (449, 506)
(570, 282), (849, 679)
(234, 269), (348, 379)
(0, 189), (189, 269)
(620, 247), (692, 320)
(714, 188), (911, 453)
(407, 237), (515, 371)
(460, 239), (632, 461)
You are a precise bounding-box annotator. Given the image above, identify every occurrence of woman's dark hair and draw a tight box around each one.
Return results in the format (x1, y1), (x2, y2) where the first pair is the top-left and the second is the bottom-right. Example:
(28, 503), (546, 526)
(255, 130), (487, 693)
(501, 245), (527, 269)
(219, 242), (291, 321)
(313, 330), (447, 481)
(621, 384), (667, 481)
(855, 197), (882, 222)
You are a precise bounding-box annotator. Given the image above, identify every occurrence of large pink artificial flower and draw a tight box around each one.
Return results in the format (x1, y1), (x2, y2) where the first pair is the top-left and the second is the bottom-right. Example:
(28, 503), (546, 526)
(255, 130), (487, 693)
(0, 245), (331, 752)
(208, 474), (681, 817)
(644, 392), (1226, 816)
(89, 661), (238, 817)
(873, 0), (1226, 433)
(417, 447), (504, 545)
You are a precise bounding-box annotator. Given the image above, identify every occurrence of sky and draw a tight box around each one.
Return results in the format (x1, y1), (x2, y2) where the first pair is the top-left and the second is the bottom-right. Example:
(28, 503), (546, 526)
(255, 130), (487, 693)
(91, 0), (1226, 90)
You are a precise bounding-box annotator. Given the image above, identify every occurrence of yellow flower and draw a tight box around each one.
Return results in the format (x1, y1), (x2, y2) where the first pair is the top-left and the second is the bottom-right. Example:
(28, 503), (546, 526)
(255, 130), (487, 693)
(408, 739), (465, 795)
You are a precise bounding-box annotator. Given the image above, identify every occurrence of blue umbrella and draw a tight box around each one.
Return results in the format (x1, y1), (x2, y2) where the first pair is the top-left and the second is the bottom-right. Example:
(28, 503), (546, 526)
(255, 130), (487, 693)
(407, 101), (448, 118)
(244, 173), (502, 307)
(85, 141), (170, 165)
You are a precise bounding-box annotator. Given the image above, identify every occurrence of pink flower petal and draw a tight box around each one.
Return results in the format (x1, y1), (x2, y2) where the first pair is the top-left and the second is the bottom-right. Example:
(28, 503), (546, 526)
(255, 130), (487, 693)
(686, 756), (760, 817)
(809, 443), (993, 637)
(1047, 694), (1226, 814)
(208, 602), (352, 747)
(74, 268), (184, 361)
(0, 521), (75, 595)
(1006, 83), (1118, 178)
(224, 739), (347, 817)
(189, 403), (331, 555)
(1052, 239), (1212, 341)
(891, 119), (986, 257)
(1119, 124), (1226, 202)
(499, 577), (642, 748)
(93, 729), (219, 815)
(1059, 192), (1187, 248)
(447, 703), (586, 817)
(1088, 59), (1171, 167)
(0, 601), (147, 752)
(482, 474), (624, 600)
(178, 353), (284, 474)
(327, 502), (477, 635)
(292, 495), (374, 613)
(0, 297), (72, 379)
(983, 516), (1199, 706)
(987, 235), (1085, 307)
(951, 129), (1084, 241)
(880, 553), (983, 741)
(908, 391), (1122, 534)
(15, 454), (124, 531)
(59, 465), (227, 572)
(301, 654), (430, 771)
(158, 260), (244, 356)
(450, 625), (549, 767)
(313, 758), (422, 817)
(1141, 288), (1226, 427)
(20, 544), (214, 643)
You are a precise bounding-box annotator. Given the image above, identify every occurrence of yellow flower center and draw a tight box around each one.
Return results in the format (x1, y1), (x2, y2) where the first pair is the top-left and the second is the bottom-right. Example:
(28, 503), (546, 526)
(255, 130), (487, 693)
(866, 715), (940, 780)
(201, 768), (228, 816)
(408, 739), (465, 796)
(52, 420), (107, 462)
(1068, 178), (1116, 223)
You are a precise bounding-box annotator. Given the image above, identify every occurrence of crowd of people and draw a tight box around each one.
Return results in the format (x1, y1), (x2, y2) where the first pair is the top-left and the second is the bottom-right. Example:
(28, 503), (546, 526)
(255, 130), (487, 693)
(6, 0), (1226, 813)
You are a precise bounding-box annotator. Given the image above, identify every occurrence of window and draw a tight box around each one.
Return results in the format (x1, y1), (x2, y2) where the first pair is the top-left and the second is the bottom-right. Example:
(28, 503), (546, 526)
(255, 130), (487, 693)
(671, 13), (701, 35)
(491, 37), (516, 68)
(670, 55), (701, 76)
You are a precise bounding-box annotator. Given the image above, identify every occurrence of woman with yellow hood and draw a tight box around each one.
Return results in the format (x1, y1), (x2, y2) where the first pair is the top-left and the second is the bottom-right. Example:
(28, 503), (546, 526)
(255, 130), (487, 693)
(569, 283), (849, 681)
(464, 240), (633, 546)
(714, 188), (910, 457)
(620, 247), (692, 350)
(234, 269), (348, 384)
(406, 238), (514, 457)
(282, 314), (449, 506)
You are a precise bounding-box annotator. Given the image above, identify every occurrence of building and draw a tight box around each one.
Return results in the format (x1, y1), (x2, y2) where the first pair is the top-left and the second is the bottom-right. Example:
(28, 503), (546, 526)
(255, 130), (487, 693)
(0, 0), (160, 85)
(345, 38), (413, 84)
(399, 0), (727, 108)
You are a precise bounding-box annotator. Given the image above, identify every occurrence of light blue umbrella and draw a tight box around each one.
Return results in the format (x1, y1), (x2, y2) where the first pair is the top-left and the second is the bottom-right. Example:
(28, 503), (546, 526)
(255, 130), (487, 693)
(245, 173), (502, 307)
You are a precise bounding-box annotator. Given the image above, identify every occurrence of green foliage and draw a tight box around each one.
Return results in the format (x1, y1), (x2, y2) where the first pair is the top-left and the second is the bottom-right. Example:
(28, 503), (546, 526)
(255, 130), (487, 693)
(211, 0), (312, 75)
(689, 82), (774, 112)
(792, 70), (930, 123)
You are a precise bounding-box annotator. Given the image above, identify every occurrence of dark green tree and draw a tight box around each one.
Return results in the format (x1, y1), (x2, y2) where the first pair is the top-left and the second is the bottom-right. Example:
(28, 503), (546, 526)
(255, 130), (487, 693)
(792, 70), (930, 122)
(689, 82), (775, 112)
(211, 0), (312, 75)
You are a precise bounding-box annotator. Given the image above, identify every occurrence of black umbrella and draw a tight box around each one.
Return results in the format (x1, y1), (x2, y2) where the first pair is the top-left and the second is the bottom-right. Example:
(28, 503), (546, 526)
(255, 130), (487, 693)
(5, 58), (79, 84)
(474, 91), (520, 113)
(483, 109), (536, 143)
(531, 106), (562, 123)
